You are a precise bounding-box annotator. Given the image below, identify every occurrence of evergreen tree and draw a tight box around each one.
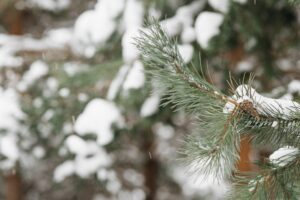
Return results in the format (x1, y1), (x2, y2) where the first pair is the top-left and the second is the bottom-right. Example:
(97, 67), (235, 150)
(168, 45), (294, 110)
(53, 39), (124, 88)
(136, 17), (300, 199)
(0, 0), (299, 199)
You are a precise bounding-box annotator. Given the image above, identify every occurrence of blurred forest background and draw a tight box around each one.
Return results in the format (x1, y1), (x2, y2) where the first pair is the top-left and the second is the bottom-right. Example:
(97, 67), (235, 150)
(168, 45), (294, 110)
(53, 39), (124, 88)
(0, 0), (299, 200)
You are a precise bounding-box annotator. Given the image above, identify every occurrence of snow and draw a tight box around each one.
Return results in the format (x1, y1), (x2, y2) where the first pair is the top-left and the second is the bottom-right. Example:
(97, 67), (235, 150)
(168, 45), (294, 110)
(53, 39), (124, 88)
(177, 1), (207, 26)
(75, 150), (112, 178)
(45, 28), (74, 48)
(236, 60), (254, 72)
(32, 146), (46, 159)
(236, 95), (252, 104)
(280, 93), (293, 100)
(97, 169), (108, 181)
(148, 6), (161, 19)
(78, 93), (89, 102)
(54, 160), (75, 182)
(116, 189), (145, 200)
(123, 169), (144, 187)
(178, 44), (194, 63)
(122, 0), (204, 64)
(223, 85), (300, 119)
(74, 10), (116, 47)
(63, 123), (73, 134)
(123, 0), (144, 30)
(74, 0), (126, 48)
(245, 38), (257, 50)
(33, 98), (43, 108)
(74, 99), (124, 145)
(18, 61), (49, 91)
(208, 0), (229, 13)
(181, 26), (196, 43)
(153, 123), (174, 140)
(27, 0), (71, 11)
(0, 35), (23, 68)
(46, 77), (59, 92)
(0, 31), (77, 68)
(121, 0), (144, 64)
(271, 121), (278, 128)
(107, 65), (130, 100)
(0, 50), (23, 68)
(0, 34), (50, 52)
(195, 12), (224, 49)
(269, 146), (299, 167)
(65, 135), (89, 155)
(63, 62), (86, 76)
(122, 30), (141, 64)
(65, 136), (104, 157)
(0, 88), (24, 133)
(42, 109), (55, 121)
(106, 177), (122, 194)
(95, 0), (125, 19)
(123, 61), (145, 91)
(97, 169), (117, 182)
(248, 177), (264, 193)
(171, 166), (230, 199)
(140, 94), (160, 117)
(160, 1), (205, 37)
(0, 135), (19, 162)
(288, 80), (300, 95)
(176, 2), (198, 27)
(59, 88), (70, 98)
(55, 137), (113, 182)
(277, 59), (293, 71)
(160, 18), (183, 37)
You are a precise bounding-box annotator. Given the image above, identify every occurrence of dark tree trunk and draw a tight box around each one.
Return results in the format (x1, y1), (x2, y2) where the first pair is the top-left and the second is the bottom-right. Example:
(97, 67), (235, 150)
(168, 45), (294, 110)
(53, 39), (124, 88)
(142, 129), (158, 200)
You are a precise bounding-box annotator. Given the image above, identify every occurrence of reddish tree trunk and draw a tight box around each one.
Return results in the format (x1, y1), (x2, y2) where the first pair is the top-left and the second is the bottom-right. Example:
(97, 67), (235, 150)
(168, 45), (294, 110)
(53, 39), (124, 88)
(237, 136), (253, 172)
(5, 11), (24, 35)
(4, 171), (23, 200)
(1, 2), (24, 35)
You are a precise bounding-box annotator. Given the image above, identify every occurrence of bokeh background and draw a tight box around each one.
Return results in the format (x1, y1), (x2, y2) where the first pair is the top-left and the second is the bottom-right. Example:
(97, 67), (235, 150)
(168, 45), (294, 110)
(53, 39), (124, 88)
(0, 0), (299, 199)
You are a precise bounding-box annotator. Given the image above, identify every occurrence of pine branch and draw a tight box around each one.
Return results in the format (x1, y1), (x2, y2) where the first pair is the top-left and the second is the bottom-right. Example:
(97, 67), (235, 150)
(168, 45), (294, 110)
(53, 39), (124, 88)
(228, 85), (300, 147)
(135, 20), (300, 196)
(229, 150), (300, 199)
(135, 20), (241, 179)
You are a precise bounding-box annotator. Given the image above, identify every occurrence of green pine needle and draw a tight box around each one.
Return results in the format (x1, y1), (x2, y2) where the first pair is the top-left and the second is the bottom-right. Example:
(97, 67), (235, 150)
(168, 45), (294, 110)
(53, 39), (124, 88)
(135, 19), (300, 198)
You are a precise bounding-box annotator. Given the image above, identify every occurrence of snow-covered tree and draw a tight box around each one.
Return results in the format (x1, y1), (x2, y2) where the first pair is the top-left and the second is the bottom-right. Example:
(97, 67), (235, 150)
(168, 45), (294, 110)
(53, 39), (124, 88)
(0, 0), (299, 199)
(136, 10), (300, 199)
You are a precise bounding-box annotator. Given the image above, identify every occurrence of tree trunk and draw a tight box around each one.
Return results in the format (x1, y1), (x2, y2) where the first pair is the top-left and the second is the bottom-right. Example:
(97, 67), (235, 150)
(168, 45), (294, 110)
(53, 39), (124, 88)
(2, 3), (24, 199)
(0, 1), (24, 35)
(237, 136), (253, 172)
(4, 170), (23, 200)
(142, 129), (158, 200)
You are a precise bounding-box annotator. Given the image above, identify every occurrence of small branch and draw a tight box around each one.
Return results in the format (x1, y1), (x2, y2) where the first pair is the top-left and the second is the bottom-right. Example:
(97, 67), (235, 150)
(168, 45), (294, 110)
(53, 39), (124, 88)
(173, 62), (238, 106)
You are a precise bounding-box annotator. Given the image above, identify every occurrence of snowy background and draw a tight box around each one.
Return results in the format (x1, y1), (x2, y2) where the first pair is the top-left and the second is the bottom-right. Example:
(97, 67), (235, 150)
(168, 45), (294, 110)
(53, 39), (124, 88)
(0, 0), (299, 200)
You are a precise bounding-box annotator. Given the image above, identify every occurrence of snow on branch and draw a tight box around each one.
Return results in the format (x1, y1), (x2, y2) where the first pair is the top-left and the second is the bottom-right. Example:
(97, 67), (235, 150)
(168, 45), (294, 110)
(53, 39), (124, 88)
(269, 146), (299, 167)
(136, 20), (300, 186)
(224, 84), (300, 120)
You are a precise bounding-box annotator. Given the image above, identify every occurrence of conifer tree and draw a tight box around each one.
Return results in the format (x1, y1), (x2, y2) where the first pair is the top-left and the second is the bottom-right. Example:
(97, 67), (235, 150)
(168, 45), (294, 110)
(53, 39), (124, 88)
(136, 20), (300, 199)
(0, 0), (299, 199)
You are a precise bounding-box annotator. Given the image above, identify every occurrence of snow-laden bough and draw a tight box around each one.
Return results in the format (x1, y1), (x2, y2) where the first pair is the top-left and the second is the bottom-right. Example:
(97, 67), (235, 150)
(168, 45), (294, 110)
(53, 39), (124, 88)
(224, 84), (300, 120)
